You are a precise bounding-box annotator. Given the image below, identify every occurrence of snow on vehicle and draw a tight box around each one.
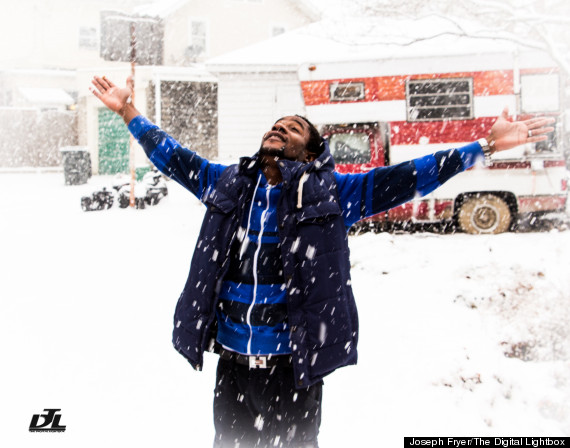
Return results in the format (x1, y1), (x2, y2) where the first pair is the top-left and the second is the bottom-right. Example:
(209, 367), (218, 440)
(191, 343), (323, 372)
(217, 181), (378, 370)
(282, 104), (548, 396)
(112, 169), (169, 209)
(80, 187), (114, 211)
(80, 169), (168, 211)
(298, 55), (568, 234)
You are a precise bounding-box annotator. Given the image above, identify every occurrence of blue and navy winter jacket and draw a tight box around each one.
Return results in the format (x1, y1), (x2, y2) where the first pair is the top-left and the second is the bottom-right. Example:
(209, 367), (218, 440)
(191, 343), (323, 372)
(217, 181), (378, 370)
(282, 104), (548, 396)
(129, 115), (484, 387)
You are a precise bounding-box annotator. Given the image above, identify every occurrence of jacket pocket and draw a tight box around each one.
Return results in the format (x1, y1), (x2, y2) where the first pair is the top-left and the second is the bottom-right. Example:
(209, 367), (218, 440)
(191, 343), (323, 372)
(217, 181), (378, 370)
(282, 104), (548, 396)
(295, 201), (341, 224)
(203, 189), (237, 214)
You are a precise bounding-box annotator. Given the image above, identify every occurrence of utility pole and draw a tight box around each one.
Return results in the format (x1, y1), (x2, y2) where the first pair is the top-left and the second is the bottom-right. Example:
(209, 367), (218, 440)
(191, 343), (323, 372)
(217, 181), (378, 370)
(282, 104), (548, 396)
(99, 11), (163, 202)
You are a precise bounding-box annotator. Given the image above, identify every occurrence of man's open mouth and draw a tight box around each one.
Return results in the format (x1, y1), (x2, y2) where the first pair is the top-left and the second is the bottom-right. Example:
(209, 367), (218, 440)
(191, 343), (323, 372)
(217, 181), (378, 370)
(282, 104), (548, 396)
(264, 132), (286, 143)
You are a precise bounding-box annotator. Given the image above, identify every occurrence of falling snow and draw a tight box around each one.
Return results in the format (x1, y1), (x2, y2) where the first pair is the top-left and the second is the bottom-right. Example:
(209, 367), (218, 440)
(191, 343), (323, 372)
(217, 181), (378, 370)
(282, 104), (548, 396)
(1, 4), (570, 445)
(1, 173), (569, 447)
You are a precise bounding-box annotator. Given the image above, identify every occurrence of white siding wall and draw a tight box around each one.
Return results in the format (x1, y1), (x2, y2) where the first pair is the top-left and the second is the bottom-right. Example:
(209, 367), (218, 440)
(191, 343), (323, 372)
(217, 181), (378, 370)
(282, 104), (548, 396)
(216, 72), (305, 162)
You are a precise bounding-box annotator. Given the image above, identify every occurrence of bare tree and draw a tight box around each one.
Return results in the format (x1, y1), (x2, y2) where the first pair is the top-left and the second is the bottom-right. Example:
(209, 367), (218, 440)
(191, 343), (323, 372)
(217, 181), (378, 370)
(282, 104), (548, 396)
(314, 0), (570, 164)
(327, 0), (570, 77)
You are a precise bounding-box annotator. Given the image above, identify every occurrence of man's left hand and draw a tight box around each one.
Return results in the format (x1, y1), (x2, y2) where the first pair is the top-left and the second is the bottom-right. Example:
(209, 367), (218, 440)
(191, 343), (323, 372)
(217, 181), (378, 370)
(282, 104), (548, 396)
(488, 107), (555, 153)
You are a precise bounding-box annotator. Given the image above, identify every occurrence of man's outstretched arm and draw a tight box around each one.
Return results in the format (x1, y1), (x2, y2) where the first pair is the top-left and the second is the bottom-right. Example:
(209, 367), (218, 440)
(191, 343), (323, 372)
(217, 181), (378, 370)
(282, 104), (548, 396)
(335, 108), (555, 227)
(90, 75), (226, 200)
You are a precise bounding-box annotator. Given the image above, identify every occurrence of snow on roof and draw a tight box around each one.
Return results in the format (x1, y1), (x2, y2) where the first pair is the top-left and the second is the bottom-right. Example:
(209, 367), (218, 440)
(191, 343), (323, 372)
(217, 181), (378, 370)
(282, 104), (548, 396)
(205, 16), (538, 72)
(287, 0), (323, 21)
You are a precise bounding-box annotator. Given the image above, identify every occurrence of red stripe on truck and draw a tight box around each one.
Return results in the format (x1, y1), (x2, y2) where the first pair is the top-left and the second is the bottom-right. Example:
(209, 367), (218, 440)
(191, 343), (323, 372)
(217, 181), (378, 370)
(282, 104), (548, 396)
(301, 70), (514, 106)
(390, 118), (496, 145)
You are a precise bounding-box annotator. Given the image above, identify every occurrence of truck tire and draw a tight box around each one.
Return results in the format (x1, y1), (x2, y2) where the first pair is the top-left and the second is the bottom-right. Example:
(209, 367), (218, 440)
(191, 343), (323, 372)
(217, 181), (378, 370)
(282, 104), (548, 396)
(457, 194), (512, 234)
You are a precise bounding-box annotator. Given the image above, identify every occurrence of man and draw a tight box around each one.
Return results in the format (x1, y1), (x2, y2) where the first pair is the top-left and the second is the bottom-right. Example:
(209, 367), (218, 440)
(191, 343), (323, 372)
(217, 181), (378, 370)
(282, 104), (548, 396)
(91, 75), (553, 448)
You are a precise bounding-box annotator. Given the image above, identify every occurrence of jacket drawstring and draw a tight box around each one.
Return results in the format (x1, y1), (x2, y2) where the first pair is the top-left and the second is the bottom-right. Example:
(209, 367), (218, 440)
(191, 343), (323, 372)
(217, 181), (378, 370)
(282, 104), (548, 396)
(239, 173), (262, 260)
(297, 172), (310, 209)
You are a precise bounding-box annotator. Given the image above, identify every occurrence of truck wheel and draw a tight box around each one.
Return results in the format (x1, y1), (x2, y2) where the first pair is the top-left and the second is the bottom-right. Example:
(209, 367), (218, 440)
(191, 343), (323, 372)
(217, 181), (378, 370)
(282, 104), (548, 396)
(457, 194), (512, 234)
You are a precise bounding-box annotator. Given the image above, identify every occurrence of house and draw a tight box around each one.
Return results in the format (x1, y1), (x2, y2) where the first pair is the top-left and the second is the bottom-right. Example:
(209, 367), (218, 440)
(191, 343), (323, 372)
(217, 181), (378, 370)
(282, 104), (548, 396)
(0, 0), (320, 170)
(78, 64), (218, 176)
(0, 0), (142, 168)
(78, 0), (320, 175)
(0, 69), (78, 168)
(134, 0), (319, 64)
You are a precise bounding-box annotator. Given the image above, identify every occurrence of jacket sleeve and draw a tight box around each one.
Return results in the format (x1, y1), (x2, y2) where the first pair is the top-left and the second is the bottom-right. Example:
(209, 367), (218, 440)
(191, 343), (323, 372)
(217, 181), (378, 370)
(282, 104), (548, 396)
(335, 142), (484, 228)
(128, 115), (227, 201)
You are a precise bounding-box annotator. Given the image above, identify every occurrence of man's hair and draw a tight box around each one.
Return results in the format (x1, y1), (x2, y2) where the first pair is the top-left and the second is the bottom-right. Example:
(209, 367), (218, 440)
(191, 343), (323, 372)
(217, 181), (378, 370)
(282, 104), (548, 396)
(295, 115), (324, 157)
(274, 115), (324, 158)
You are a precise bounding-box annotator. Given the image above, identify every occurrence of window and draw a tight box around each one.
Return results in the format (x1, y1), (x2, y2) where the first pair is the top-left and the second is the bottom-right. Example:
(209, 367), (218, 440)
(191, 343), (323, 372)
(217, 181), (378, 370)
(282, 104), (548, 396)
(327, 132), (371, 164)
(534, 118), (558, 153)
(521, 73), (559, 113)
(187, 19), (207, 58)
(79, 26), (98, 50)
(329, 82), (365, 102)
(99, 13), (163, 65)
(534, 130), (557, 153)
(406, 78), (473, 121)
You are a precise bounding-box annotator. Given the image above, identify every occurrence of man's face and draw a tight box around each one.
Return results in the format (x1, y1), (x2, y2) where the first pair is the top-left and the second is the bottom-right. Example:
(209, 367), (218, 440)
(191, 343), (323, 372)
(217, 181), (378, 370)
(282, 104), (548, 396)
(260, 116), (313, 162)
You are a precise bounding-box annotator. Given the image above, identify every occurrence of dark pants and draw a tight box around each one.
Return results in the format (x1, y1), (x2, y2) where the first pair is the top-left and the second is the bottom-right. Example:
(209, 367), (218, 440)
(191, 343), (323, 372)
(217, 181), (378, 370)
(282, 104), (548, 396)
(213, 358), (323, 448)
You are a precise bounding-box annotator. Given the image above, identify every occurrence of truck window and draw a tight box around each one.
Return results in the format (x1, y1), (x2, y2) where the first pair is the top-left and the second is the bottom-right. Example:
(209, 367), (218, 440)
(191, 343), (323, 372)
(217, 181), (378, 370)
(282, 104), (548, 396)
(328, 132), (371, 164)
(329, 82), (365, 102)
(534, 125), (557, 153)
(406, 77), (473, 121)
(520, 73), (560, 113)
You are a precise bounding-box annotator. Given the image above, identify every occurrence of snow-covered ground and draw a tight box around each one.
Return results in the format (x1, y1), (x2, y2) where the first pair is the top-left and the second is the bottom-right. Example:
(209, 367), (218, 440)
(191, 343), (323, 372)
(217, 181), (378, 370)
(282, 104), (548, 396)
(1, 172), (569, 447)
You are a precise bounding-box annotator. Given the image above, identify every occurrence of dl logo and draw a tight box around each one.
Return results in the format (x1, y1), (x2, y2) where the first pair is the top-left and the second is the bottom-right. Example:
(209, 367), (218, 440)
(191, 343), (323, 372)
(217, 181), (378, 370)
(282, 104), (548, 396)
(29, 409), (66, 432)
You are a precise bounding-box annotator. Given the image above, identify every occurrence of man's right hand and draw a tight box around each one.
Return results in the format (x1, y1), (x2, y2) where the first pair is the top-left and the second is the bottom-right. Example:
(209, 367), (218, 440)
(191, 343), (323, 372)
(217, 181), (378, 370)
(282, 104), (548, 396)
(90, 76), (139, 124)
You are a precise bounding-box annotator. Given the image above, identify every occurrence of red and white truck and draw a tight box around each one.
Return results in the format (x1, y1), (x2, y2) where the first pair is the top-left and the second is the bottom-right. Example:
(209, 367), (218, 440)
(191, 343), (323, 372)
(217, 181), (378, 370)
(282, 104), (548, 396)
(298, 55), (568, 234)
